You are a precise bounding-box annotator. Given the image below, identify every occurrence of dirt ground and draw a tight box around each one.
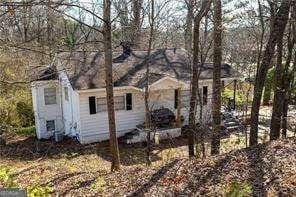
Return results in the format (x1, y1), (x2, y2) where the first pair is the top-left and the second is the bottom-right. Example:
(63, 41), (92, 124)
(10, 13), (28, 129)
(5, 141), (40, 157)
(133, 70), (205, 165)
(1, 133), (296, 196)
(0, 106), (295, 196)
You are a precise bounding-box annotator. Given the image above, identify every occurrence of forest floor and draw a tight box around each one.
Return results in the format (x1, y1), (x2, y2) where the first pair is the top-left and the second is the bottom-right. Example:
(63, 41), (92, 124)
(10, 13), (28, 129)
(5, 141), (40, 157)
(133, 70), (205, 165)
(0, 106), (295, 196)
(1, 133), (295, 196)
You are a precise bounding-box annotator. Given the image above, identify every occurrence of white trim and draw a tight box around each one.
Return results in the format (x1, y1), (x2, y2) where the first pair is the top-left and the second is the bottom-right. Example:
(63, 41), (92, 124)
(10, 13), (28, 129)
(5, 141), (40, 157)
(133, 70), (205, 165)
(76, 86), (142, 94)
(149, 76), (187, 90)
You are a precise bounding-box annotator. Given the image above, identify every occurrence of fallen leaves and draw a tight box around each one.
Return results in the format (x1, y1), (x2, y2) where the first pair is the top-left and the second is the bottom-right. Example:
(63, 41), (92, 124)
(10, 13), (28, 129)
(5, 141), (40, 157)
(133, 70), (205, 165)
(0, 134), (295, 196)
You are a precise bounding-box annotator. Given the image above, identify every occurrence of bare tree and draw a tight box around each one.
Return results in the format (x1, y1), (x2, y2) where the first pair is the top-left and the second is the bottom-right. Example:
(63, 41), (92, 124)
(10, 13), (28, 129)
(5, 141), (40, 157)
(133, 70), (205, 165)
(144, 0), (155, 166)
(132, 0), (143, 47)
(249, 0), (291, 146)
(270, 23), (285, 140)
(281, 3), (296, 137)
(188, 0), (212, 157)
(103, 0), (121, 171)
(210, 0), (222, 155)
(184, 0), (194, 52)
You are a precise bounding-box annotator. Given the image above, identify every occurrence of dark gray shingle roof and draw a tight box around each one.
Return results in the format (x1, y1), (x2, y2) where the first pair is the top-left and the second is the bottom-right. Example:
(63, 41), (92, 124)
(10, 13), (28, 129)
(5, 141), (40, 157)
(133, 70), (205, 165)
(53, 48), (241, 90)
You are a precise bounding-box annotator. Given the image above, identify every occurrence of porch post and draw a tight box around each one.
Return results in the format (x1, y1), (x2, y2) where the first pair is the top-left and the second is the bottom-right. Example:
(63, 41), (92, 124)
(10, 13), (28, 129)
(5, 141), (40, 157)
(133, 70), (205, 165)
(233, 79), (237, 110)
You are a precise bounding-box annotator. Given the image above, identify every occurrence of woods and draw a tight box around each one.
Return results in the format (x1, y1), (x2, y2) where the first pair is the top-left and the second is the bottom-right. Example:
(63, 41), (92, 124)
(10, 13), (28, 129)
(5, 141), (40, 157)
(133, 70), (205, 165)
(0, 0), (296, 195)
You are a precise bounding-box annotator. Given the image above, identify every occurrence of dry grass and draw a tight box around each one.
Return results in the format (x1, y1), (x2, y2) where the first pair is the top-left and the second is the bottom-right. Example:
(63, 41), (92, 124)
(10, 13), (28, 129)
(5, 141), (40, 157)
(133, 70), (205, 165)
(1, 132), (295, 196)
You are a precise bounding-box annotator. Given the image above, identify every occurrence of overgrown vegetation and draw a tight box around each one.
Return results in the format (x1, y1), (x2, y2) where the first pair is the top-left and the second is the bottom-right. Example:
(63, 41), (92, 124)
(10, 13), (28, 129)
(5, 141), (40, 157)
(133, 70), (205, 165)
(222, 87), (249, 109)
(0, 54), (34, 135)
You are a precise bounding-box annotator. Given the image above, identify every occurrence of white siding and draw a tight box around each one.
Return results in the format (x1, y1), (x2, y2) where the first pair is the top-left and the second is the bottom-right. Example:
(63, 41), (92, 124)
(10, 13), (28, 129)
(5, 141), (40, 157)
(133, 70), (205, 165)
(149, 78), (213, 125)
(32, 73), (216, 144)
(78, 88), (145, 144)
(59, 72), (80, 137)
(31, 80), (63, 139)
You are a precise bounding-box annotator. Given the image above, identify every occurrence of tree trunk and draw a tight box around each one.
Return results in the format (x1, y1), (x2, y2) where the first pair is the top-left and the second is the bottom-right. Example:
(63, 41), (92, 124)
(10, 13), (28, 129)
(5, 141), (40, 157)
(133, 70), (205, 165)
(211, 0), (222, 155)
(145, 0), (155, 166)
(282, 50), (296, 137)
(132, 0), (142, 48)
(113, 1), (130, 43)
(103, 0), (121, 171)
(185, 0), (194, 52)
(281, 3), (296, 138)
(188, 0), (212, 157)
(249, 0), (291, 146)
(188, 21), (199, 157)
(270, 34), (284, 140)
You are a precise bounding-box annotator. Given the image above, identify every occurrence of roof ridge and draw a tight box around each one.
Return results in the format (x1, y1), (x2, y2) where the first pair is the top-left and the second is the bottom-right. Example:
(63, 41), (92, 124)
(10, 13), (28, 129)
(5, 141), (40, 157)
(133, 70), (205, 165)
(114, 49), (165, 86)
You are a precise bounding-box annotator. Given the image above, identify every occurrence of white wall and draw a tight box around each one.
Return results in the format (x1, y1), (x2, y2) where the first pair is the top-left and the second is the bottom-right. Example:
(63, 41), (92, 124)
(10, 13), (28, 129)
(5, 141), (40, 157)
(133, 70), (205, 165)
(32, 75), (215, 143)
(77, 88), (145, 144)
(31, 80), (63, 139)
(149, 78), (213, 125)
(59, 72), (80, 137)
(77, 78), (214, 144)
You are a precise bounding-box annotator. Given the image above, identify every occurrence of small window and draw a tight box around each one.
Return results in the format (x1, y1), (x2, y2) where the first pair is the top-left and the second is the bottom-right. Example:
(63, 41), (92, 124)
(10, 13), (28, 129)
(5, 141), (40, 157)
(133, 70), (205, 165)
(203, 86), (208, 105)
(126, 93), (133, 110)
(44, 87), (57, 105)
(114, 96), (125, 110)
(96, 97), (107, 112)
(46, 120), (55, 132)
(64, 87), (69, 101)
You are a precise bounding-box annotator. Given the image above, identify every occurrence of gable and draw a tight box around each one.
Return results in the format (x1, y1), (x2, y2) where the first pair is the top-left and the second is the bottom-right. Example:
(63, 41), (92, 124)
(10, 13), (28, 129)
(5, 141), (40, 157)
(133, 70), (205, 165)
(149, 76), (187, 91)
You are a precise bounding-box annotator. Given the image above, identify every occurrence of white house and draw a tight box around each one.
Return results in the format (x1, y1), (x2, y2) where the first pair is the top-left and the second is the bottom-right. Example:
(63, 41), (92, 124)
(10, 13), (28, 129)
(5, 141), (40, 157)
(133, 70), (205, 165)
(31, 47), (241, 144)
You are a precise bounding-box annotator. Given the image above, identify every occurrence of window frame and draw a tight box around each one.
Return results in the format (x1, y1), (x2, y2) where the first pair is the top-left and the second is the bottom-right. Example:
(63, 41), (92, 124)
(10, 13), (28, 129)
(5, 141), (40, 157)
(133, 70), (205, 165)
(44, 87), (57, 105)
(96, 97), (107, 112)
(114, 96), (125, 111)
(46, 120), (55, 132)
(96, 95), (126, 113)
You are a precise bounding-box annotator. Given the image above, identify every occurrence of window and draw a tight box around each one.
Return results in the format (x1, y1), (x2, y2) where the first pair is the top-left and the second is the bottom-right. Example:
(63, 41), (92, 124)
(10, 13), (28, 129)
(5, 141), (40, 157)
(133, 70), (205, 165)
(46, 120), (55, 132)
(114, 96), (125, 110)
(174, 89), (179, 109)
(126, 93), (133, 110)
(96, 96), (125, 112)
(89, 96), (96, 114)
(44, 87), (57, 105)
(203, 86), (208, 105)
(64, 87), (69, 101)
(96, 97), (107, 112)
(180, 90), (190, 107)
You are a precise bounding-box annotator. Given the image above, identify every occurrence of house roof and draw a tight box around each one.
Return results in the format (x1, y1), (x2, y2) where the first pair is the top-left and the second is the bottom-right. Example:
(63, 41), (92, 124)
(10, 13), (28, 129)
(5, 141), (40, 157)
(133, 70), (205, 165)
(37, 48), (241, 90)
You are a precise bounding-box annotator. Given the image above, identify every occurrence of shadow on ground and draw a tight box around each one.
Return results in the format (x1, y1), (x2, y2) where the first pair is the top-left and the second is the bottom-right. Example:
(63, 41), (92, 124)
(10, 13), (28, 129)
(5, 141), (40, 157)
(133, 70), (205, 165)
(0, 134), (188, 166)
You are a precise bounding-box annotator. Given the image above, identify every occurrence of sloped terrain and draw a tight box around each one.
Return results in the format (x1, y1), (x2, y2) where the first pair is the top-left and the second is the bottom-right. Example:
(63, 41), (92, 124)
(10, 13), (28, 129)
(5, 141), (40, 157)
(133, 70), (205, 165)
(0, 135), (295, 196)
(105, 138), (296, 196)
